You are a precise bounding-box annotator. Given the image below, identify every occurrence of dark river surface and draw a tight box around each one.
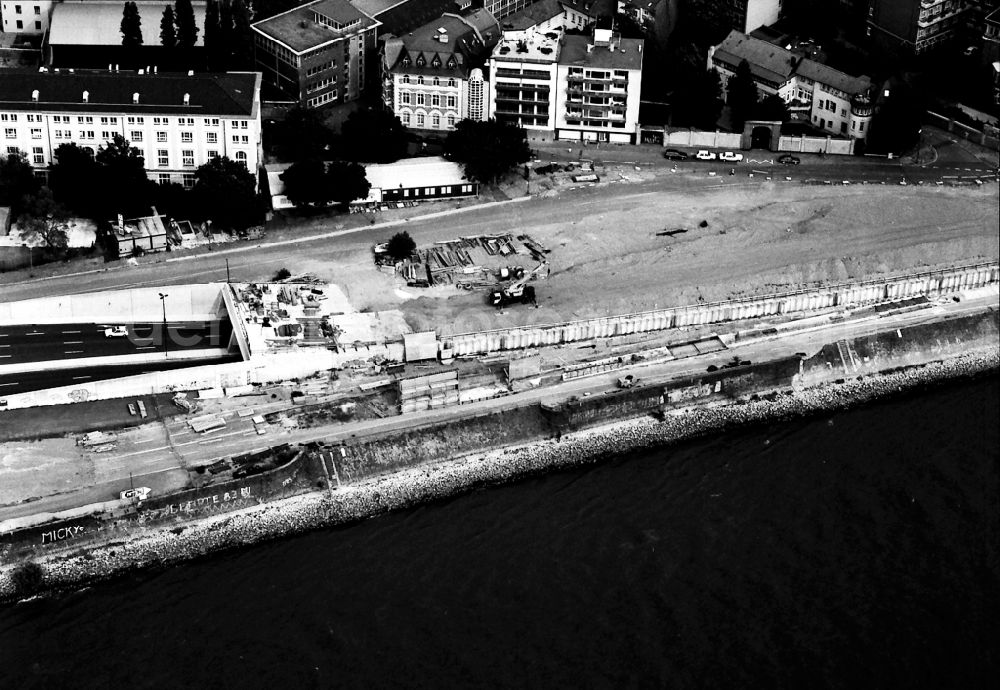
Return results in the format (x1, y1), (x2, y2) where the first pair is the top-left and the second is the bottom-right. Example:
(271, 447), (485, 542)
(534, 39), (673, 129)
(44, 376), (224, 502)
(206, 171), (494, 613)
(2, 374), (997, 690)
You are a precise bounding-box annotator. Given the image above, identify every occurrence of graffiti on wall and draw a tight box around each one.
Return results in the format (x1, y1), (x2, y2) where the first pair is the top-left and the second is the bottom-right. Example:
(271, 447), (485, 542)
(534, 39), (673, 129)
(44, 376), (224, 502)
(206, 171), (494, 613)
(138, 486), (255, 522)
(40, 525), (86, 544)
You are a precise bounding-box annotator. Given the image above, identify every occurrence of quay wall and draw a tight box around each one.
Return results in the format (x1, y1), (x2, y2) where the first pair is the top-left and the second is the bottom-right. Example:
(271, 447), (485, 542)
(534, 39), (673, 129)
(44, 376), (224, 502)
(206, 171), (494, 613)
(440, 263), (999, 357)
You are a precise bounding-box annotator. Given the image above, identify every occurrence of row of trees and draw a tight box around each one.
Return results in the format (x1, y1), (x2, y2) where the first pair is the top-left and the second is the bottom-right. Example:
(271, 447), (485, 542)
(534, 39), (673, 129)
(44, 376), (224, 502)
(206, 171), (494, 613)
(725, 59), (791, 130)
(1, 139), (260, 254)
(120, 0), (252, 70)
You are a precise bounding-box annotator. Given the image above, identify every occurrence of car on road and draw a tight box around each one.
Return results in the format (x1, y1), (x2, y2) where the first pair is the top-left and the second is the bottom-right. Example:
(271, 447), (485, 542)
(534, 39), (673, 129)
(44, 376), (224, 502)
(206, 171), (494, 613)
(662, 149), (688, 161)
(778, 154), (801, 165)
(695, 150), (717, 161)
(104, 326), (128, 338)
(120, 487), (151, 501)
(719, 151), (744, 162)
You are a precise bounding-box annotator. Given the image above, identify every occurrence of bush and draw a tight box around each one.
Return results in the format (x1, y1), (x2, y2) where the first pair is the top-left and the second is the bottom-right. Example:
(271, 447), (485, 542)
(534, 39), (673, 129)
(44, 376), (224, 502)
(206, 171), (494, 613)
(386, 231), (416, 261)
(10, 561), (44, 596)
(273, 267), (291, 281)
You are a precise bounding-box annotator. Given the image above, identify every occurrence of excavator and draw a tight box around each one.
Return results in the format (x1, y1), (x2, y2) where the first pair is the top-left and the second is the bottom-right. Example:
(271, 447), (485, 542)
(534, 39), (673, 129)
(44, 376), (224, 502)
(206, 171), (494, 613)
(489, 261), (548, 308)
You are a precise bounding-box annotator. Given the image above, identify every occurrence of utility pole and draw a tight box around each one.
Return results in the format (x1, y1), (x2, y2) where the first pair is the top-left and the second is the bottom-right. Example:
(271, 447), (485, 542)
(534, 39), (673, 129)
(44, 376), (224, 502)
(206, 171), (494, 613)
(225, 258), (231, 284)
(159, 292), (169, 359)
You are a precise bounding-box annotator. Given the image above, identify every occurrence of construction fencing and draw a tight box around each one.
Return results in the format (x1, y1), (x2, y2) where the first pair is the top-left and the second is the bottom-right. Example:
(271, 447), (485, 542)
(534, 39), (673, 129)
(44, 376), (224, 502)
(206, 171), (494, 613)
(439, 263), (999, 358)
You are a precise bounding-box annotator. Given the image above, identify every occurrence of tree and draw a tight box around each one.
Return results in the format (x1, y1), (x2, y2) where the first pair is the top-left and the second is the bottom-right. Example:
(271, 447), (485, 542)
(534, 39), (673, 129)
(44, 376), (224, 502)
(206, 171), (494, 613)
(867, 84), (924, 155)
(160, 4), (176, 48)
(121, 1), (143, 48)
(326, 161), (370, 208)
(280, 159), (333, 206)
(174, 0), (199, 48)
(444, 119), (531, 184)
(230, 0), (254, 70)
(17, 188), (70, 252)
(386, 231), (416, 261)
(203, 0), (221, 70)
(670, 68), (724, 129)
(278, 107), (335, 162)
(726, 59), (759, 131)
(96, 135), (154, 216)
(193, 156), (259, 231)
(48, 143), (100, 217)
(340, 108), (409, 163)
(218, 0), (235, 67)
(756, 94), (790, 123)
(0, 153), (41, 214)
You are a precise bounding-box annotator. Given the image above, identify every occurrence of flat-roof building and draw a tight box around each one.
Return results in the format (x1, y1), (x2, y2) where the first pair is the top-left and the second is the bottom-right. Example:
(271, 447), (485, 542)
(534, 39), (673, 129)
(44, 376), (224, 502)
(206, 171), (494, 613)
(0, 69), (262, 186)
(252, 0), (380, 108)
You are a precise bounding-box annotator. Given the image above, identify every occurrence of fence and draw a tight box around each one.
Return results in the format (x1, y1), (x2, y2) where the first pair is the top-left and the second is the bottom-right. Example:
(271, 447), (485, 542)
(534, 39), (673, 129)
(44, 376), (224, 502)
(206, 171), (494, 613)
(777, 135), (855, 155)
(663, 129), (743, 149)
(926, 110), (1000, 151)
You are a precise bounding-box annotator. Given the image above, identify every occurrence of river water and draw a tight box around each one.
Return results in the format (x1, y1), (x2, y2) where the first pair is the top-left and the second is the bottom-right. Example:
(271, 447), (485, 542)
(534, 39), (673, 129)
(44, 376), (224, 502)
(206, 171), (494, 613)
(2, 375), (997, 689)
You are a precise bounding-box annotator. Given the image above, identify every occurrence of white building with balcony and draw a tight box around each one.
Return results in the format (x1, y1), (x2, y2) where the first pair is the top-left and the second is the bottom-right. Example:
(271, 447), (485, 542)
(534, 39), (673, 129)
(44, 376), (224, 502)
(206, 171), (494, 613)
(0, 69), (261, 187)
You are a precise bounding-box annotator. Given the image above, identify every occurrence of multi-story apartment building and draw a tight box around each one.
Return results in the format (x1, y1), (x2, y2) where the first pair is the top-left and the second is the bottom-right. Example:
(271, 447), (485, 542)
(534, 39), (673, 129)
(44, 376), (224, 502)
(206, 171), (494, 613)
(0, 0), (53, 34)
(0, 69), (262, 187)
(867, 0), (969, 54)
(382, 8), (499, 130)
(487, 25), (643, 142)
(252, 0), (380, 108)
(688, 0), (780, 34)
(982, 5), (1000, 63)
(556, 29), (643, 143)
(709, 30), (873, 139)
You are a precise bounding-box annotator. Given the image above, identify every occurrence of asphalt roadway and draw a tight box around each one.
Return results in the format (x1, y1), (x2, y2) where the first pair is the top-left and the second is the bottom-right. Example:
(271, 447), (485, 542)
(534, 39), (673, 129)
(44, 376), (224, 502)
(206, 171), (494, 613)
(1, 293), (994, 527)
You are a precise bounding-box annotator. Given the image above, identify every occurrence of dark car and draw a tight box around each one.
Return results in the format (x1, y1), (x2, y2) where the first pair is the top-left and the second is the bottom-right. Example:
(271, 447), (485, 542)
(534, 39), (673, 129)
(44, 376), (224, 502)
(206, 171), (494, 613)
(662, 149), (688, 161)
(778, 154), (801, 165)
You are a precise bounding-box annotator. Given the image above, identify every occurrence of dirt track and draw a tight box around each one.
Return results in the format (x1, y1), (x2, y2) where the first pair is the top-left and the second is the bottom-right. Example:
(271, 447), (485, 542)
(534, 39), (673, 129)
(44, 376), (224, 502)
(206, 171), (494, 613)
(391, 183), (999, 333)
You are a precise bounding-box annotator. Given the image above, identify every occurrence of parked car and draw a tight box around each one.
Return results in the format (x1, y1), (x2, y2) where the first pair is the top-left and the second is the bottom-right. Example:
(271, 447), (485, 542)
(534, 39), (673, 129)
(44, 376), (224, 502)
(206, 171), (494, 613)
(120, 487), (151, 501)
(695, 150), (717, 161)
(719, 151), (744, 162)
(104, 326), (128, 338)
(662, 149), (688, 161)
(778, 154), (801, 165)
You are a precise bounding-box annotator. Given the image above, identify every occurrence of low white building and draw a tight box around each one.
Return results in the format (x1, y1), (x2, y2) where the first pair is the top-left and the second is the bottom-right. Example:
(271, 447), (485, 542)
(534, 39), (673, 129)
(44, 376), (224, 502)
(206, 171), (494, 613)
(1, 0), (53, 34)
(0, 68), (262, 187)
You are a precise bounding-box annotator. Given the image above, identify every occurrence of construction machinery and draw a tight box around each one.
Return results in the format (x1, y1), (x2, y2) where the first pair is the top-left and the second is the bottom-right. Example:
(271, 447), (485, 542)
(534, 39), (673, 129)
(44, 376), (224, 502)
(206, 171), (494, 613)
(489, 261), (548, 308)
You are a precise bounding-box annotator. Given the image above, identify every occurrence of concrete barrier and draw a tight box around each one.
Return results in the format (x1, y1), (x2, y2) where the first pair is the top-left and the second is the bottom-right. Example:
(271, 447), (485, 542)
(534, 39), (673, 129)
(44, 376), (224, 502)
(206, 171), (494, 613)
(0, 283), (227, 325)
(440, 263), (999, 357)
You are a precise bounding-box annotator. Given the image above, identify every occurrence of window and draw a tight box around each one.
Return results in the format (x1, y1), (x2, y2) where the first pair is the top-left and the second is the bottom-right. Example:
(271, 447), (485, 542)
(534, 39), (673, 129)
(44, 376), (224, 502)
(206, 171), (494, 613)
(157, 149), (169, 167)
(78, 116), (93, 124)
(6, 146), (19, 154)
(432, 77), (440, 86)
(235, 151), (247, 167)
(401, 92), (411, 105)
(82, 130), (94, 139)
(34, 20), (40, 29)
(448, 78), (456, 88)
(131, 130), (143, 142)
(840, 122), (847, 134)
(239, 120), (248, 129)
(431, 94), (440, 107)
(182, 117), (194, 127)
(15, 5), (22, 13)
(158, 173), (171, 185)
(432, 113), (440, 128)
(16, 20), (22, 29)
(156, 131), (167, 142)
(26, 114), (38, 122)
(401, 112), (410, 126)
(416, 93), (425, 106)
(446, 113), (456, 128)
(206, 132), (218, 144)
(0, 114), (17, 122)
(416, 113), (424, 127)
(447, 95), (456, 109)
(207, 149), (219, 159)
(32, 146), (43, 164)
(153, 117), (167, 126)
(181, 132), (193, 143)
(128, 116), (144, 125)
(402, 75), (410, 84)
(101, 130), (113, 140)
(240, 135), (248, 144)
(204, 118), (219, 127)
(859, 122), (865, 132)
(34, 5), (41, 14)
(4, 128), (15, 139)
(182, 173), (195, 189)
(182, 150), (195, 167)
(416, 76), (424, 85)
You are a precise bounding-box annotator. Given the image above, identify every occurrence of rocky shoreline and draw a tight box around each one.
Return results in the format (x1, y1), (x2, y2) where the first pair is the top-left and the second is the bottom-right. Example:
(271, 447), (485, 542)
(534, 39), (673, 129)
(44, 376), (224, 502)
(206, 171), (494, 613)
(2, 346), (997, 603)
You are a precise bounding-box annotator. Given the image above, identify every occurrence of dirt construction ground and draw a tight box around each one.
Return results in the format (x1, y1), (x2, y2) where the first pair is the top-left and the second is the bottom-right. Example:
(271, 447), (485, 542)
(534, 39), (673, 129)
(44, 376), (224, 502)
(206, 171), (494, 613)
(324, 184), (999, 335)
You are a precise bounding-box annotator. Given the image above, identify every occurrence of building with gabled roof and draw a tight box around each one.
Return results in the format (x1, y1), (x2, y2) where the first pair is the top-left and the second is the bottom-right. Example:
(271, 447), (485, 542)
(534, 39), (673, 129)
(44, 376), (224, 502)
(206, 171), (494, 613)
(708, 30), (874, 140)
(252, 0), (380, 108)
(382, 8), (499, 130)
(0, 69), (261, 185)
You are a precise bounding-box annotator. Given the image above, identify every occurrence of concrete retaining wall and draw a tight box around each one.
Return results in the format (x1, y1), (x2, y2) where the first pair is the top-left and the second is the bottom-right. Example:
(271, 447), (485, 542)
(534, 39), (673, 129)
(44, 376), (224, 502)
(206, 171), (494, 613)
(777, 136), (855, 155)
(0, 283), (227, 325)
(440, 263), (999, 357)
(664, 129), (743, 149)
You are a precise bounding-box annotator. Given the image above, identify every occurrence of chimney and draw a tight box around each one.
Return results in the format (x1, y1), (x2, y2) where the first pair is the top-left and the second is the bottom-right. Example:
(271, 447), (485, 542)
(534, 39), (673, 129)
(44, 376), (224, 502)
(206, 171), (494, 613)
(133, 92), (140, 104)
(183, 93), (190, 105)
(83, 90), (89, 103)
(31, 90), (39, 102)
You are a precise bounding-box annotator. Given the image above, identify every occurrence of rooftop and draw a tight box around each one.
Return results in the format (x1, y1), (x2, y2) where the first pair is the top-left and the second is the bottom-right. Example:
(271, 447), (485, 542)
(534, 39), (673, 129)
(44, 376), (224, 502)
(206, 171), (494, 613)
(389, 11), (500, 76)
(712, 30), (796, 85)
(361, 0), (459, 36)
(558, 33), (643, 71)
(793, 59), (870, 96)
(362, 156), (469, 198)
(0, 70), (260, 116)
(499, 0), (596, 32)
(49, 1), (207, 47)
(492, 26), (563, 63)
(252, 0), (378, 54)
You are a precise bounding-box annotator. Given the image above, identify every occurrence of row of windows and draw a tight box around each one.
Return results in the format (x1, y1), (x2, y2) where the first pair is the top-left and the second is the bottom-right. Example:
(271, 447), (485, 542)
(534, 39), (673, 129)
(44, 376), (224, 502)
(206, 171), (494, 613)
(399, 92), (457, 108)
(307, 91), (338, 108)
(0, 113), (242, 127)
(6, 128), (248, 146)
(399, 111), (457, 129)
(307, 77), (336, 94)
(399, 75), (458, 88)
(156, 149), (247, 168)
(8, 19), (43, 30)
(9, 4), (43, 15)
(305, 60), (336, 76)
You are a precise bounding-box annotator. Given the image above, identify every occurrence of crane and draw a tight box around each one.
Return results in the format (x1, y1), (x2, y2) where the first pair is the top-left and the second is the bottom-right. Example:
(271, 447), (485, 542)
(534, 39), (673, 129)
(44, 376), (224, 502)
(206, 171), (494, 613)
(489, 261), (548, 308)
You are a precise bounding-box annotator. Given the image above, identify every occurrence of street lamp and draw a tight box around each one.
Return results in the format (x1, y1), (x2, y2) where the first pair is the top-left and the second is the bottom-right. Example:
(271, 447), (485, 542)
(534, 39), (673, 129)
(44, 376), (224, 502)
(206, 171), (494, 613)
(158, 292), (169, 359)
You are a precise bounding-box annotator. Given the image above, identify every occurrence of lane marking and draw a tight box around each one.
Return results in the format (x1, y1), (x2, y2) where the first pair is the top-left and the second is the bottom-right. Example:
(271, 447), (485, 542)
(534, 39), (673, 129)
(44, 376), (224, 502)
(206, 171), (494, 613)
(72, 375), (91, 380)
(63, 340), (83, 344)
(0, 355), (11, 359)
(25, 332), (45, 336)
(0, 382), (19, 386)
(136, 346), (156, 350)
(61, 330), (81, 334)
(64, 350), (83, 354)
